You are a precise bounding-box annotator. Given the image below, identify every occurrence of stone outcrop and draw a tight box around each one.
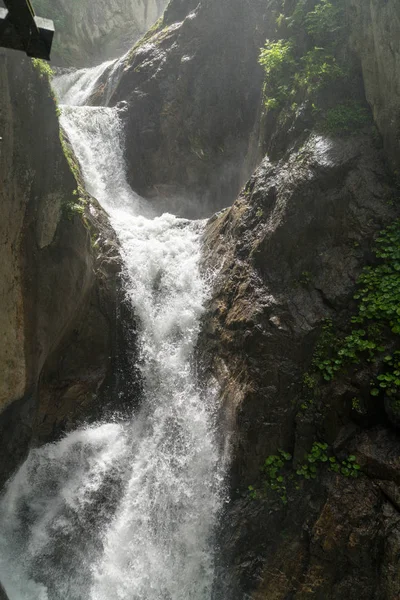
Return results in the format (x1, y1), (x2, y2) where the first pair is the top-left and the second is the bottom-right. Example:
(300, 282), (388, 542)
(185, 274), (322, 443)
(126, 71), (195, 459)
(105, 0), (275, 218)
(32, 0), (168, 67)
(200, 128), (400, 598)
(0, 51), (128, 487)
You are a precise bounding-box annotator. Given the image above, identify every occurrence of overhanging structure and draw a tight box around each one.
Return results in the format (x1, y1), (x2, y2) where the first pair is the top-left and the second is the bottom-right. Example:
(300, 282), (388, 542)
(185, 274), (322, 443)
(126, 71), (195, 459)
(0, 0), (54, 60)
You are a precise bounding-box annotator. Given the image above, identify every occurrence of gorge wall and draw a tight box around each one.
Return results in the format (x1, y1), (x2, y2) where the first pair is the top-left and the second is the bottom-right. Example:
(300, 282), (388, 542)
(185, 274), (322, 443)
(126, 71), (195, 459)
(31, 0), (168, 66)
(198, 0), (400, 598)
(99, 0), (275, 217)
(0, 51), (127, 488)
(349, 0), (400, 173)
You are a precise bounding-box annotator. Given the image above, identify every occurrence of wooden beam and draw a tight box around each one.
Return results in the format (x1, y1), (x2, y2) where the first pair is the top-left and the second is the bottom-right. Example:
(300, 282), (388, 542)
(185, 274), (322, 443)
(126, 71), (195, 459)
(0, 0), (54, 60)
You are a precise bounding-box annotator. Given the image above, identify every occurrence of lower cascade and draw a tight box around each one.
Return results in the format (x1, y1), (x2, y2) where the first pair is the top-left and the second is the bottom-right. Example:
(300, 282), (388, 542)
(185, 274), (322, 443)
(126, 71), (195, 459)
(0, 65), (225, 600)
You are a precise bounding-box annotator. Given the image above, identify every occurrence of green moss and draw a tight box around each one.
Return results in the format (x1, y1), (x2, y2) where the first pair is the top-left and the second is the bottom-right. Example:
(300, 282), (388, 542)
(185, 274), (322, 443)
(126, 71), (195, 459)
(127, 17), (166, 62)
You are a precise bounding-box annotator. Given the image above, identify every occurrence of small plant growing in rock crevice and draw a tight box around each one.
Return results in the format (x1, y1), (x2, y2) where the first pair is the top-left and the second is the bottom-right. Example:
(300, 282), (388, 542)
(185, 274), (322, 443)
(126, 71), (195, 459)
(320, 102), (371, 134)
(250, 442), (360, 504)
(249, 450), (292, 503)
(311, 219), (400, 398)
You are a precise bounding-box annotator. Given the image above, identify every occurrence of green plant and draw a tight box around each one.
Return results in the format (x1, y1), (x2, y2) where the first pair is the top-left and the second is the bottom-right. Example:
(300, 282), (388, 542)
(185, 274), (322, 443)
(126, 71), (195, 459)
(259, 0), (351, 116)
(276, 13), (286, 28)
(329, 454), (360, 477)
(250, 442), (361, 504)
(300, 270), (312, 285)
(296, 48), (346, 94)
(287, 0), (308, 30)
(256, 208), (264, 218)
(321, 102), (371, 134)
(31, 58), (53, 80)
(310, 219), (400, 392)
(351, 396), (366, 414)
(305, 0), (345, 41)
(249, 449), (292, 503)
(303, 372), (317, 389)
(296, 442), (360, 479)
(296, 442), (329, 479)
(312, 319), (340, 376)
(259, 39), (296, 109)
(371, 352), (400, 397)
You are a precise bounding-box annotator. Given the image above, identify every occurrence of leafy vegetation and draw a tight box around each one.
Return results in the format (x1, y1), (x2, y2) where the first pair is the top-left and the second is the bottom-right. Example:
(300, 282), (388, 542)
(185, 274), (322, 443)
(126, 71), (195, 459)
(321, 102), (371, 134)
(31, 58), (53, 80)
(305, 0), (345, 40)
(258, 40), (296, 109)
(312, 220), (400, 399)
(296, 48), (345, 94)
(258, 0), (362, 128)
(250, 442), (360, 504)
(249, 450), (292, 503)
(296, 442), (360, 478)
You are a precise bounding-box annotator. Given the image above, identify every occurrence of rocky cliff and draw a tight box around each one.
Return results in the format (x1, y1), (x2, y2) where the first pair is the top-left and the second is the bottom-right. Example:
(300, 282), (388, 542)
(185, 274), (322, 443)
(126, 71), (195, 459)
(0, 52), (128, 487)
(31, 0), (168, 66)
(102, 0), (275, 217)
(349, 0), (400, 173)
(201, 131), (400, 599)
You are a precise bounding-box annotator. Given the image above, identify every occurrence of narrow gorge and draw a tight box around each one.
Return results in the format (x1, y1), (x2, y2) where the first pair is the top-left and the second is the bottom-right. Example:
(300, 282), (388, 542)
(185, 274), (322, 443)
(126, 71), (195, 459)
(0, 0), (399, 599)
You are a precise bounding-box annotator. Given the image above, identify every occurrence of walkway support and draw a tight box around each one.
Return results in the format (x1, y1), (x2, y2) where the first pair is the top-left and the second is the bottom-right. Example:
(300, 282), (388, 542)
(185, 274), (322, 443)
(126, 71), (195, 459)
(0, 0), (54, 60)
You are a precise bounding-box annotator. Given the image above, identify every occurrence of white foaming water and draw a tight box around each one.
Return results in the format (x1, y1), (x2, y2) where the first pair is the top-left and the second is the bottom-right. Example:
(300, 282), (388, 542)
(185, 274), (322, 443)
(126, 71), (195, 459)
(54, 60), (116, 106)
(0, 64), (224, 600)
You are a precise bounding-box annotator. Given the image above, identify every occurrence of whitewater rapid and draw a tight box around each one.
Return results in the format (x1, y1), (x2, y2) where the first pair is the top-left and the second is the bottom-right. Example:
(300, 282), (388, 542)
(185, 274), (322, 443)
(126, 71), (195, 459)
(0, 64), (225, 600)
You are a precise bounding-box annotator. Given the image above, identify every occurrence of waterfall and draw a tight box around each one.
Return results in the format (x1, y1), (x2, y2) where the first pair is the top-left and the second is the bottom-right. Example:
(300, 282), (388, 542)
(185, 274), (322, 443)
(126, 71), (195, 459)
(0, 63), (225, 600)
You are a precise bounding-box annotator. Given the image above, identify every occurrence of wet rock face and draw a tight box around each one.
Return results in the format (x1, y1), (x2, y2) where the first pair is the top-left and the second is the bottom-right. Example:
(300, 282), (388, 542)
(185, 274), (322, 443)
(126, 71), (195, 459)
(108, 0), (275, 218)
(200, 129), (400, 598)
(0, 52), (128, 487)
(349, 0), (400, 172)
(202, 131), (397, 484)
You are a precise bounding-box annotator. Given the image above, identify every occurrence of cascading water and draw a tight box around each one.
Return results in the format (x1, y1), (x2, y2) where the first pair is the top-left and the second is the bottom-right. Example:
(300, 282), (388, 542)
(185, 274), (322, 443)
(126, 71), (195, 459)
(0, 64), (225, 600)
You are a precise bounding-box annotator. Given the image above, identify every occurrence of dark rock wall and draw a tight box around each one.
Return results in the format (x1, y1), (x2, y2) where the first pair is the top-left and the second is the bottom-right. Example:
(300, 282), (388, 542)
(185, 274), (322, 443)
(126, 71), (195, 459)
(202, 131), (400, 600)
(0, 52), (127, 487)
(349, 0), (400, 173)
(107, 0), (277, 218)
